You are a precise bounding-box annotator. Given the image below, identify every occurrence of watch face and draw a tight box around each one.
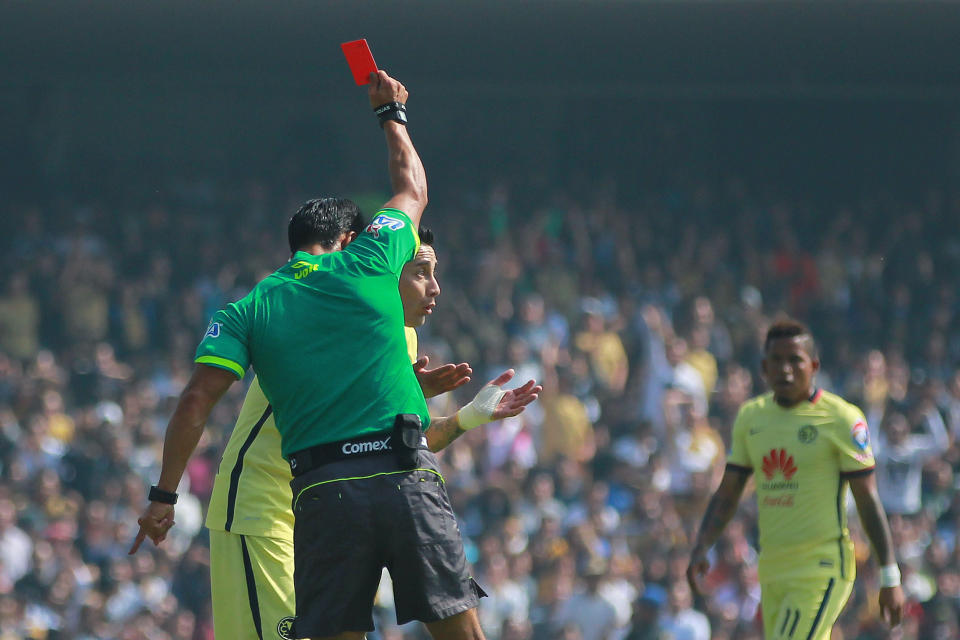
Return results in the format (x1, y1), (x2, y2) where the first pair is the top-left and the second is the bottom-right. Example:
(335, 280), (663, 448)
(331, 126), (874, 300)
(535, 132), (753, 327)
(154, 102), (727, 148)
(397, 111), (407, 123)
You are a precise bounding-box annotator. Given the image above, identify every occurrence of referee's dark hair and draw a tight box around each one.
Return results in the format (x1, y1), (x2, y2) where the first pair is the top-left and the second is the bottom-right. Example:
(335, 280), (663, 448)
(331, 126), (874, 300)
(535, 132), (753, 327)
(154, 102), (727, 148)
(764, 317), (818, 358)
(418, 225), (434, 246)
(288, 198), (366, 253)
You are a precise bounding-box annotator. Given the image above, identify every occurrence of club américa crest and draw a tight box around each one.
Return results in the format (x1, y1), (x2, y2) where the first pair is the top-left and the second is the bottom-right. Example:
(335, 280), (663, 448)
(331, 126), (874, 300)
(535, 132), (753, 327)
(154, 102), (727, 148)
(277, 616), (295, 639)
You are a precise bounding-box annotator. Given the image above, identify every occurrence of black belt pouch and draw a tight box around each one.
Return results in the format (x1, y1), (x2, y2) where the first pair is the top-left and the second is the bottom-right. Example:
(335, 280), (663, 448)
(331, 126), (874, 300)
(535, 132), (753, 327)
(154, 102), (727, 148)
(393, 413), (422, 469)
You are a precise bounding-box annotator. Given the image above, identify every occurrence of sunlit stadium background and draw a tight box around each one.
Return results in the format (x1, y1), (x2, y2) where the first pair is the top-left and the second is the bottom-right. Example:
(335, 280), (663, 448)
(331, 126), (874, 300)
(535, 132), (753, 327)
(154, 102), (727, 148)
(1, 2), (959, 639)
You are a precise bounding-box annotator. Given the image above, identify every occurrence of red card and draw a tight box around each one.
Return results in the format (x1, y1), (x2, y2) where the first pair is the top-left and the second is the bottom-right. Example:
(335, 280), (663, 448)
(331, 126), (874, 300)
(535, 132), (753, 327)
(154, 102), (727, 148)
(341, 39), (378, 85)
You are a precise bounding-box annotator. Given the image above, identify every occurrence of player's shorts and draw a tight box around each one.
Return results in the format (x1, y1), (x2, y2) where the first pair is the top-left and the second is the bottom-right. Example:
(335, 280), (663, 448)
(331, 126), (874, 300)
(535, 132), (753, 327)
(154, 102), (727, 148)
(761, 575), (854, 640)
(288, 448), (484, 638)
(209, 529), (297, 640)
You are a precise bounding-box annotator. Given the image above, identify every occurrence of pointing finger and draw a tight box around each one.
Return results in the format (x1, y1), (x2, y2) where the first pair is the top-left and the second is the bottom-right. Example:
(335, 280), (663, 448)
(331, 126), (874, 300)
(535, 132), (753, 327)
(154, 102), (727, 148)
(129, 529), (146, 555)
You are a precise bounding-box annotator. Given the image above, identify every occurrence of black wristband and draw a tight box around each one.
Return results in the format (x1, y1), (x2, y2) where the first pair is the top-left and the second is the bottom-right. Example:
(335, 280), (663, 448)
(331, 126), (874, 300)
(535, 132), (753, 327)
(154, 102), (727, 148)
(374, 102), (407, 128)
(148, 485), (178, 505)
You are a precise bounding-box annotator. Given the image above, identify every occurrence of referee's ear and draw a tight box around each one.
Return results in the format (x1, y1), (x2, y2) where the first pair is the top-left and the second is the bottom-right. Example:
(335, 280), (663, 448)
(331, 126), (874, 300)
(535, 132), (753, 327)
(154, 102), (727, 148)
(339, 231), (359, 249)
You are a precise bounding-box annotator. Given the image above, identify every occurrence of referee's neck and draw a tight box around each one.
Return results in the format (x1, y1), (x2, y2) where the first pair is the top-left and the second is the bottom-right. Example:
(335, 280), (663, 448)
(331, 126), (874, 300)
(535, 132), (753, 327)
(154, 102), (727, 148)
(294, 243), (336, 256)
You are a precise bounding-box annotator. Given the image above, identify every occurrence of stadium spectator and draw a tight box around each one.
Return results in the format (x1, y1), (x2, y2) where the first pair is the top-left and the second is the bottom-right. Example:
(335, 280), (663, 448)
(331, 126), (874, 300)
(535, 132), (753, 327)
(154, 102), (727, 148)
(550, 555), (617, 640)
(874, 410), (949, 516)
(539, 353), (595, 466)
(0, 273), (39, 363)
(658, 580), (710, 640)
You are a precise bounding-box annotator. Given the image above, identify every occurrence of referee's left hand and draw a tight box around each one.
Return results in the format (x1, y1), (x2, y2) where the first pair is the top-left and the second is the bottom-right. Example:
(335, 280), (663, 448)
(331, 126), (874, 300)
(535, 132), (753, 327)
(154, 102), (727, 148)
(129, 502), (175, 554)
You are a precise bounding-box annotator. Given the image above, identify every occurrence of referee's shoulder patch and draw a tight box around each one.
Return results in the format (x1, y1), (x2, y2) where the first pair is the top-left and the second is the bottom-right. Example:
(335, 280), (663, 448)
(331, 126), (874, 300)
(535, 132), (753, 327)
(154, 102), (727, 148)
(364, 212), (406, 238)
(204, 321), (220, 338)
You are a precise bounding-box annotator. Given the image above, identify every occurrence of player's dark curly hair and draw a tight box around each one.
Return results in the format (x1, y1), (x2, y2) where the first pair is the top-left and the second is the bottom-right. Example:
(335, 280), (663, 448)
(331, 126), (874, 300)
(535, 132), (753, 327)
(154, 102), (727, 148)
(288, 198), (366, 253)
(764, 317), (818, 357)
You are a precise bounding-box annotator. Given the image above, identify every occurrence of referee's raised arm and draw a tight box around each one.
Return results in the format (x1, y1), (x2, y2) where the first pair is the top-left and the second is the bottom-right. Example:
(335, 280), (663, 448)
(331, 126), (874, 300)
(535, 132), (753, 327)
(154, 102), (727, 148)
(369, 70), (427, 227)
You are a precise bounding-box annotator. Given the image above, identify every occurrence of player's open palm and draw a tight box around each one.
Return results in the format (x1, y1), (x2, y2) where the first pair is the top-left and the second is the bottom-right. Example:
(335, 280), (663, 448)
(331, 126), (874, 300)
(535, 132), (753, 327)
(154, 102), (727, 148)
(487, 370), (542, 420)
(879, 585), (904, 627)
(414, 356), (472, 398)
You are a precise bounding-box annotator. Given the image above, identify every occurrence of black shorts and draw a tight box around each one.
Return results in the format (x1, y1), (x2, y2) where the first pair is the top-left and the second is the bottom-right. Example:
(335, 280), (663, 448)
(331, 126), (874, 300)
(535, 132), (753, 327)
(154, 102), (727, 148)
(289, 449), (483, 638)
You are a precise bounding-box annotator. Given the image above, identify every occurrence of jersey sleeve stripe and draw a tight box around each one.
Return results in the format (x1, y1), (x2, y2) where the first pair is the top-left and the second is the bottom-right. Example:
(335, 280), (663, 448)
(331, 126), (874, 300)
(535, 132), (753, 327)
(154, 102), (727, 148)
(196, 355), (246, 379)
(839, 466), (875, 478)
(726, 463), (753, 474)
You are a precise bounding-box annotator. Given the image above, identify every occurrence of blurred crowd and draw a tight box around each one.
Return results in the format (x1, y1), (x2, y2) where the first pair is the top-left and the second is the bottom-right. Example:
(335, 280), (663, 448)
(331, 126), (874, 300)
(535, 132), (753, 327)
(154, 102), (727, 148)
(1, 174), (959, 640)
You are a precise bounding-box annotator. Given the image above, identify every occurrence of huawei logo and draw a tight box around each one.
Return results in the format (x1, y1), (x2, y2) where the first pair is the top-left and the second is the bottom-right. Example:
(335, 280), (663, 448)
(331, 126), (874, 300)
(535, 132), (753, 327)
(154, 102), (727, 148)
(761, 448), (797, 480)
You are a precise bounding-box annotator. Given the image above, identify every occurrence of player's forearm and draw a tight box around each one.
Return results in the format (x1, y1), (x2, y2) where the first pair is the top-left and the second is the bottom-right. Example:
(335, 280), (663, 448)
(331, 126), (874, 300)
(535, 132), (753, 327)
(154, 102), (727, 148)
(692, 490), (740, 552)
(384, 123), (427, 216)
(852, 483), (898, 566)
(692, 471), (748, 552)
(425, 414), (466, 452)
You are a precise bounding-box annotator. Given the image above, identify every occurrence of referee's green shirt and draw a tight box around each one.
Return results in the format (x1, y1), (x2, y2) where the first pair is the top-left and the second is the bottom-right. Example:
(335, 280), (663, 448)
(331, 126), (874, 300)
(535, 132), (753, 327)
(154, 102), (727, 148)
(194, 208), (429, 458)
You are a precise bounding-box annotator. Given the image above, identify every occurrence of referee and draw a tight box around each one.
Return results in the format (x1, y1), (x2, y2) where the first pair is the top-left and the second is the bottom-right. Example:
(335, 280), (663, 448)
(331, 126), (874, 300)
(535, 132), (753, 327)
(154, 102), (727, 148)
(131, 71), (499, 639)
(203, 224), (537, 640)
(203, 226), (446, 640)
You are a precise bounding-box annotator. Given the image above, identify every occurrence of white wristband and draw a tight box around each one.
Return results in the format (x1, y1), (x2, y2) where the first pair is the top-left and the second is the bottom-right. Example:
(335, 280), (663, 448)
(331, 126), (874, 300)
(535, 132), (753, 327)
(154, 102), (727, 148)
(456, 384), (507, 431)
(879, 564), (901, 588)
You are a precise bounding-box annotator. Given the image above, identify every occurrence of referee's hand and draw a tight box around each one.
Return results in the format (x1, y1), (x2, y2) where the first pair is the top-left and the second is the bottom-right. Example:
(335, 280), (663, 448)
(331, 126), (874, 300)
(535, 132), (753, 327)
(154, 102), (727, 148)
(129, 502), (175, 554)
(368, 70), (407, 109)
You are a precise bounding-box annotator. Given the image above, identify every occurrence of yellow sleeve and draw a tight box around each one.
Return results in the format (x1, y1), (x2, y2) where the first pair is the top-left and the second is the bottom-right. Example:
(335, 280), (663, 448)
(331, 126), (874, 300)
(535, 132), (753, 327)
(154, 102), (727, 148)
(405, 326), (418, 365)
(834, 403), (876, 475)
(726, 404), (753, 471)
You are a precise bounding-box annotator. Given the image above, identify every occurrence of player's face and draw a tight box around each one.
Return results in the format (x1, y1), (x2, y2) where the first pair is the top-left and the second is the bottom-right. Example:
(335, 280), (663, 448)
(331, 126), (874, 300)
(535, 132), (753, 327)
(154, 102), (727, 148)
(398, 244), (439, 328)
(762, 336), (819, 406)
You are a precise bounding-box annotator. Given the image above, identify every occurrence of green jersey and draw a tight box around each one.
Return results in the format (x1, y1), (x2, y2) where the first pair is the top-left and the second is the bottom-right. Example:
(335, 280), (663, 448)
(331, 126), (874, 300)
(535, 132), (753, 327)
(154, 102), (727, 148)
(195, 208), (429, 457)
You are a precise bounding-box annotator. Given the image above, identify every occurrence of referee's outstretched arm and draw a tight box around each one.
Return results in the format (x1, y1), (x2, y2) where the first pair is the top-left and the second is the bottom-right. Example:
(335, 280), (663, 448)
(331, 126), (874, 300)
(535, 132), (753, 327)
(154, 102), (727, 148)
(370, 69), (428, 227)
(129, 364), (237, 553)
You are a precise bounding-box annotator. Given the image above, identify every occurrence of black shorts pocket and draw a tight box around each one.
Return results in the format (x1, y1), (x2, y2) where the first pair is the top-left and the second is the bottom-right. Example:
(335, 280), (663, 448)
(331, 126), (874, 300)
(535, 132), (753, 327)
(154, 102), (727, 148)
(396, 473), (451, 544)
(293, 482), (353, 557)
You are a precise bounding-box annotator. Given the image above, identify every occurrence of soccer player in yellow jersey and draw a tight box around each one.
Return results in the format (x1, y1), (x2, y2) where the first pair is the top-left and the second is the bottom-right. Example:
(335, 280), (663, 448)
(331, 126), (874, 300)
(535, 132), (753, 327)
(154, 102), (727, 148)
(204, 227), (537, 640)
(687, 319), (904, 640)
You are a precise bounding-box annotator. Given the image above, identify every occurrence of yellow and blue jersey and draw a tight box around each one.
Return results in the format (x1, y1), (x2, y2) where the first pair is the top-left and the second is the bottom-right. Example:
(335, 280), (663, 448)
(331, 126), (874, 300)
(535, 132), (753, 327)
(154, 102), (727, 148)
(727, 389), (875, 582)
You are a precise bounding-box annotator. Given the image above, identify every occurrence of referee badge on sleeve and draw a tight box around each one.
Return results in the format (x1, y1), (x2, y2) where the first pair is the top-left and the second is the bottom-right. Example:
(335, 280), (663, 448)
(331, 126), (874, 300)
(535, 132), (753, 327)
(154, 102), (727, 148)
(365, 213), (406, 238)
